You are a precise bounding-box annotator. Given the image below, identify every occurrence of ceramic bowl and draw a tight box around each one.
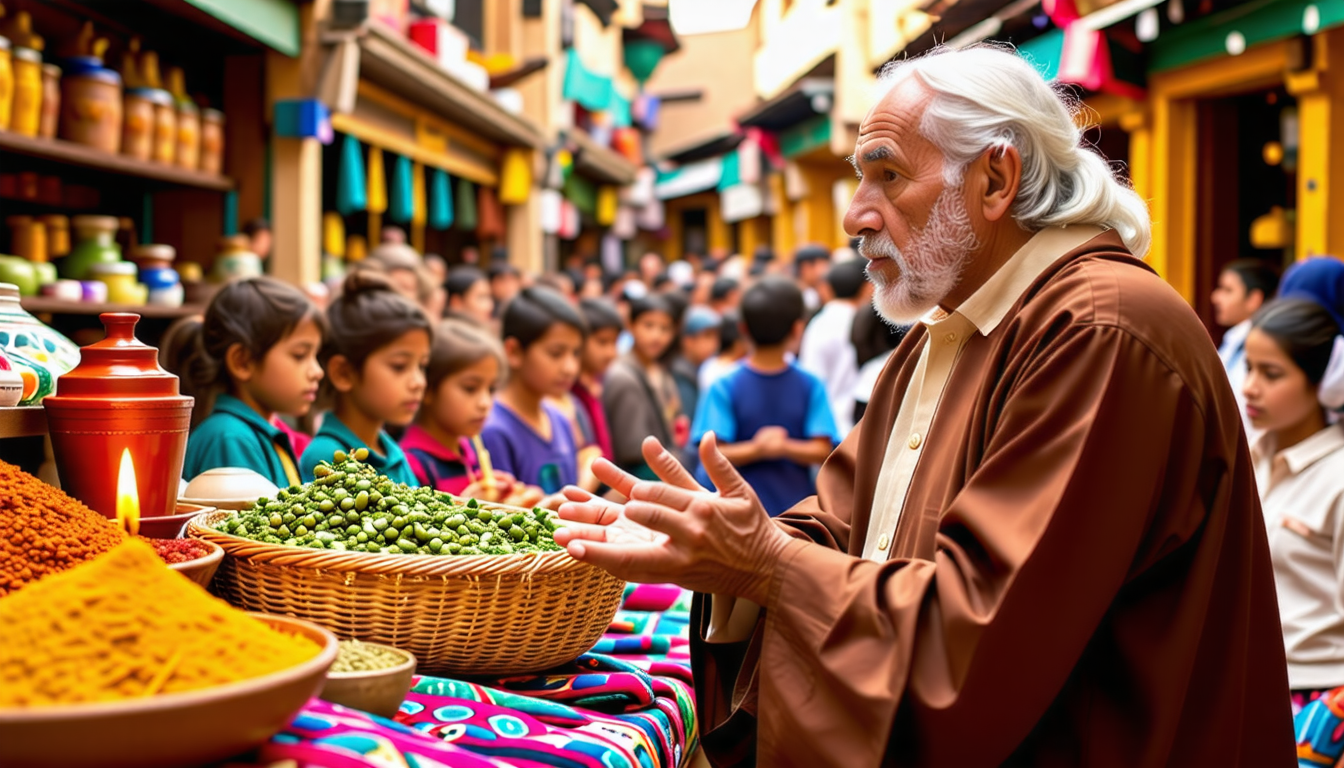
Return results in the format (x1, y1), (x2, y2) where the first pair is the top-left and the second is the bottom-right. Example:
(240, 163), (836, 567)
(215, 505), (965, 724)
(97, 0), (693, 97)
(137, 502), (216, 539)
(165, 538), (224, 588)
(319, 643), (417, 719)
(182, 467), (280, 510)
(0, 614), (338, 768)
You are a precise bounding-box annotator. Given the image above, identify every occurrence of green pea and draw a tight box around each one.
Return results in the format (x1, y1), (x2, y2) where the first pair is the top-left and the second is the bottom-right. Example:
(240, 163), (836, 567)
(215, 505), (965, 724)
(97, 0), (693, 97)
(301, 515), (317, 528)
(331, 541), (347, 551)
(346, 524), (360, 536)
(365, 542), (382, 553)
(456, 524), (470, 537)
(372, 518), (389, 532)
(315, 465), (332, 478)
(466, 498), (479, 509)
(509, 525), (527, 542)
(282, 512), (296, 525)
(346, 510), (361, 524)
(269, 513), (284, 528)
(476, 509), (493, 523)
(340, 497), (356, 511)
(332, 488), (349, 502)
(277, 524), (291, 537)
(446, 514), (467, 529)
(382, 528), (400, 543)
(355, 491), (369, 511)
(356, 480), (372, 492)
(357, 531), (369, 543)
(294, 524), (309, 537)
(428, 538), (444, 553)
(396, 538), (418, 553)
(353, 447), (370, 461)
(334, 450), (348, 463)
(460, 546), (482, 555)
(447, 542), (462, 554)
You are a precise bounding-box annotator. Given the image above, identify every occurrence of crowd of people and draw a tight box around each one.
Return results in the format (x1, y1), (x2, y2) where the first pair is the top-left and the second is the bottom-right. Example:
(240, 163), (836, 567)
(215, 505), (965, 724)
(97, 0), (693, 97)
(168, 238), (886, 520)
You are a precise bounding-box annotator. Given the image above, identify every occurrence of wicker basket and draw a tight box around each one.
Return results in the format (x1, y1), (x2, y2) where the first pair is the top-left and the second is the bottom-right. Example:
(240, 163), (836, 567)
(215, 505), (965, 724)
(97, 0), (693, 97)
(187, 509), (626, 676)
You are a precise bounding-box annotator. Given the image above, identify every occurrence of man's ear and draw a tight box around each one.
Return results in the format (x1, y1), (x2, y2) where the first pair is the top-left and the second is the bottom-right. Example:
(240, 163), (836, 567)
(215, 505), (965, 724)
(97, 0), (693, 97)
(973, 144), (1023, 223)
(1247, 288), (1266, 313)
(224, 343), (255, 384)
(326, 354), (358, 394)
(503, 337), (525, 370)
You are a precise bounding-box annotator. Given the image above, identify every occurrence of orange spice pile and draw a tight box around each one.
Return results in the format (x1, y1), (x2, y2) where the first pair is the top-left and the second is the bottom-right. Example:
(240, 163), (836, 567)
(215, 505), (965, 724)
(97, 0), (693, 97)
(0, 459), (126, 595)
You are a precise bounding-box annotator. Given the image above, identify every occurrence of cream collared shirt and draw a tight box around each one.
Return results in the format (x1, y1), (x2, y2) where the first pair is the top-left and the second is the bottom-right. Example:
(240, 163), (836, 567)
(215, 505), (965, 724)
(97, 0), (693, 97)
(1253, 424), (1344, 688)
(707, 225), (1104, 641)
(860, 225), (1103, 560)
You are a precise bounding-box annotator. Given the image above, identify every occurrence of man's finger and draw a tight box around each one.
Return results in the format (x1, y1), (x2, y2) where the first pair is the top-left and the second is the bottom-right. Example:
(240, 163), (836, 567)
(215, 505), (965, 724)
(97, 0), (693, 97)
(700, 432), (751, 499)
(628, 479), (699, 512)
(564, 538), (675, 583)
(552, 521), (612, 545)
(641, 436), (703, 490)
(556, 499), (619, 525)
(592, 458), (641, 498)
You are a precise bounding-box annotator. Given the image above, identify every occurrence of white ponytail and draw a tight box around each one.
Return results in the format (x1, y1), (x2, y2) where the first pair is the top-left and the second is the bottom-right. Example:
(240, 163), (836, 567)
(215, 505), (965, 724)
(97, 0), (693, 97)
(878, 44), (1152, 257)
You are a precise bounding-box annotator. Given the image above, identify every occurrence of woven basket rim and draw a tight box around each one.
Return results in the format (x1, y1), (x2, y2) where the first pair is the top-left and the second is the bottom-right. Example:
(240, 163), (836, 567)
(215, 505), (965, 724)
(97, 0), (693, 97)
(187, 509), (591, 577)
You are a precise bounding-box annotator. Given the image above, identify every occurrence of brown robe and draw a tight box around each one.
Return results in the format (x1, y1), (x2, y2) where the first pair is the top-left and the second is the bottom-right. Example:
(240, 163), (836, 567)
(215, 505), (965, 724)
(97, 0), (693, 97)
(691, 232), (1294, 766)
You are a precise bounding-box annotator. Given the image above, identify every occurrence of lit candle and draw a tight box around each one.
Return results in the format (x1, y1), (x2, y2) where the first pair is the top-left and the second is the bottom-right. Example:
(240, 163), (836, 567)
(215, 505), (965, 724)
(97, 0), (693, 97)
(115, 448), (140, 537)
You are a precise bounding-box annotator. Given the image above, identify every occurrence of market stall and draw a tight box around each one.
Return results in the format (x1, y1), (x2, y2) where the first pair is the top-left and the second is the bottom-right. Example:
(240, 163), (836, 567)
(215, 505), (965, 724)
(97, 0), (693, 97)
(0, 308), (701, 768)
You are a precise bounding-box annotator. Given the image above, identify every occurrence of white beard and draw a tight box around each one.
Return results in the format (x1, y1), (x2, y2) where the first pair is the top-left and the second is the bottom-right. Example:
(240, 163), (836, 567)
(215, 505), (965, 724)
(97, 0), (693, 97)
(860, 181), (979, 325)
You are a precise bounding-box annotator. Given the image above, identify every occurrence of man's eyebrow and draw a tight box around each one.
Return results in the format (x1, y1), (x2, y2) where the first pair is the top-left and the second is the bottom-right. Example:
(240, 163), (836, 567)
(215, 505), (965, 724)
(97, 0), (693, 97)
(861, 146), (894, 164)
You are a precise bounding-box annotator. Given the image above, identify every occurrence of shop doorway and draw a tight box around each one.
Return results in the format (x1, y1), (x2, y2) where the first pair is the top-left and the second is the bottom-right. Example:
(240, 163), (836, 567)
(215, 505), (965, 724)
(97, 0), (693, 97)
(1193, 86), (1297, 335)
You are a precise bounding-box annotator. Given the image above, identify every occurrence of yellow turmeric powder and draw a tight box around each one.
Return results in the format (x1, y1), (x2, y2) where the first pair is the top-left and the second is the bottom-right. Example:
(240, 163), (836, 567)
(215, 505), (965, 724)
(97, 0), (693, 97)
(0, 539), (322, 707)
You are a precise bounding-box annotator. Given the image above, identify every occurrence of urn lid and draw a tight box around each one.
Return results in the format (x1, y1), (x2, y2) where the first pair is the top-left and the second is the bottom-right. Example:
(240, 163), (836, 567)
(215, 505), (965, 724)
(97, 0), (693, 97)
(50, 313), (189, 400)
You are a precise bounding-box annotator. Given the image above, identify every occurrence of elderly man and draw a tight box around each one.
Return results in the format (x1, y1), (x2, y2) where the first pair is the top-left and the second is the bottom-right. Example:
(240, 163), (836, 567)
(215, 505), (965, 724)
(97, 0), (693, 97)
(555, 45), (1292, 766)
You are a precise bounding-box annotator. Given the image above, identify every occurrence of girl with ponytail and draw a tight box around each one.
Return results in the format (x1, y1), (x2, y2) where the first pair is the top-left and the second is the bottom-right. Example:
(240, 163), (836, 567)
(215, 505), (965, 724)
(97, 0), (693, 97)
(1243, 298), (1344, 723)
(181, 277), (326, 488)
(298, 271), (432, 484)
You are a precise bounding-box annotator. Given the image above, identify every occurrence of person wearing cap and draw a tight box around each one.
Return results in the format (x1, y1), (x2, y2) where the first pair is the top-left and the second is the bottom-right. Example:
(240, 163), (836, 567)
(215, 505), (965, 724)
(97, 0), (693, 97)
(670, 306), (722, 436)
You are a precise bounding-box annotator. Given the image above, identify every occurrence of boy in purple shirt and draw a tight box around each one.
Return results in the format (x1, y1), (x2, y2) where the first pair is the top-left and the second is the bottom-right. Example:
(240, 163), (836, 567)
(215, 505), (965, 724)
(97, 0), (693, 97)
(479, 286), (585, 495)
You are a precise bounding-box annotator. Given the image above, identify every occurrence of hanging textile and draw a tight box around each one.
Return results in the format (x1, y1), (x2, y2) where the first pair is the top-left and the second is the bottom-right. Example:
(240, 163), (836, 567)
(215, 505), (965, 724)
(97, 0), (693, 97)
(612, 206), (637, 239)
(412, 162), (427, 227)
(596, 185), (619, 227)
(430, 169), (454, 230)
(323, 212), (346, 257)
(477, 186), (505, 240)
(540, 189), (564, 235)
(558, 200), (580, 240)
(455, 179), (479, 231)
(367, 147), (388, 214)
(336, 134), (367, 216)
(499, 148), (533, 205)
(389, 154), (414, 224)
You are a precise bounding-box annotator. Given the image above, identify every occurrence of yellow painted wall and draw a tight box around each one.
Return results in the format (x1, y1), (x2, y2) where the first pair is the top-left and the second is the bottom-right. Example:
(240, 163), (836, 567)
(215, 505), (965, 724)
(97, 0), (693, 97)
(644, 23), (761, 158)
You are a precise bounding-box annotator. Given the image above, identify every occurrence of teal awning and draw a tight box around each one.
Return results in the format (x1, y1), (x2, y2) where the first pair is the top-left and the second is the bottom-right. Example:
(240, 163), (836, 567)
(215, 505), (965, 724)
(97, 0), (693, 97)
(183, 0), (300, 57)
(563, 49), (633, 128)
(1018, 29), (1064, 82)
(655, 157), (724, 200)
(1149, 0), (1344, 72)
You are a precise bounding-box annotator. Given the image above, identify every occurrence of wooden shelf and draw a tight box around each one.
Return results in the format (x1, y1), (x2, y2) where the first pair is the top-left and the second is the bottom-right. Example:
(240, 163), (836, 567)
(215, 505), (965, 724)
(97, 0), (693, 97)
(0, 131), (235, 192)
(21, 297), (205, 319)
(0, 406), (46, 439)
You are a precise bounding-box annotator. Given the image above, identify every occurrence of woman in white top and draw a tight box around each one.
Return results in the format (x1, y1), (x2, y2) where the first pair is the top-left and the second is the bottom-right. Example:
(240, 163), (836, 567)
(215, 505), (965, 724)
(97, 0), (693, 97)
(1243, 298), (1344, 719)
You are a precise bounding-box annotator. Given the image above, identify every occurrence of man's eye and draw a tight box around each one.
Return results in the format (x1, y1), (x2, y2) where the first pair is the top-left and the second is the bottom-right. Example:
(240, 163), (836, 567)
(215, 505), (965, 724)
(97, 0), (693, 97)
(885, 170), (900, 182)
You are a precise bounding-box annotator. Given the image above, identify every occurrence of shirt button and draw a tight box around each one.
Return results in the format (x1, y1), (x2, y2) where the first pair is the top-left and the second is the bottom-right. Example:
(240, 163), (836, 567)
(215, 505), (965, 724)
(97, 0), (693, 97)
(877, 534), (890, 551)
(908, 433), (922, 450)
(944, 332), (957, 344)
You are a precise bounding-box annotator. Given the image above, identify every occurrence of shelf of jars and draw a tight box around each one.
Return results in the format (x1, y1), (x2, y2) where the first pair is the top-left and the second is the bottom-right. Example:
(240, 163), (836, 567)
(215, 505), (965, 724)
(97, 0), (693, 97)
(0, 132), (234, 192)
(20, 296), (204, 319)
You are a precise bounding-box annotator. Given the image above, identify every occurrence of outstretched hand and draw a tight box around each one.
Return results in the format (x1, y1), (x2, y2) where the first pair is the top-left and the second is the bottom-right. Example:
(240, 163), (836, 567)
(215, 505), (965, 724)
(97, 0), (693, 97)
(554, 433), (792, 605)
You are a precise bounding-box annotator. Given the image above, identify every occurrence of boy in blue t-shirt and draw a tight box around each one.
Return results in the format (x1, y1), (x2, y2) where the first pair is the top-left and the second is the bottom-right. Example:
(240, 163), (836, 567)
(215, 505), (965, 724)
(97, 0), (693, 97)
(691, 276), (840, 515)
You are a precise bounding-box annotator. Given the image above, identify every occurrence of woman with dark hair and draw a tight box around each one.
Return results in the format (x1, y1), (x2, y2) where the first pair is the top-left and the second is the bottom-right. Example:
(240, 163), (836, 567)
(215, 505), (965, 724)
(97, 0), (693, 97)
(1244, 299), (1344, 732)
(444, 266), (494, 326)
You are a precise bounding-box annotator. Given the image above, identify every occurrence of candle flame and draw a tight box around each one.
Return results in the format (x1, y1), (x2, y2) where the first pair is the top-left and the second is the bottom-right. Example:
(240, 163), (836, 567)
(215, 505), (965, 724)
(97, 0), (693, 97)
(115, 448), (140, 537)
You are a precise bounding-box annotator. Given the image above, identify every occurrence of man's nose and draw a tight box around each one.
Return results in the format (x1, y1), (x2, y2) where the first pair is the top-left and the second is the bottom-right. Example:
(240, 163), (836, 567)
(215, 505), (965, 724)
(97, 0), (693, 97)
(844, 183), (883, 241)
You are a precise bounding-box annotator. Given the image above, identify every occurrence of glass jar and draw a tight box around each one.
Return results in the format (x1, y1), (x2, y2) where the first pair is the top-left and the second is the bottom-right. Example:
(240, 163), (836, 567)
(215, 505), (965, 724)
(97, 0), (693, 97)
(122, 88), (169, 161)
(6, 215), (46, 263)
(10, 46), (41, 137)
(152, 95), (176, 165)
(175, 101), (200, 170)
(200, 108), (225, 175)
(88, 261), (145, 306)
(38, 63), (59, 139)
(41, 215), (70, 259)
(60, 67), (123, 153)
(0, 36), (13, 131)
(63, 215), (122, 280)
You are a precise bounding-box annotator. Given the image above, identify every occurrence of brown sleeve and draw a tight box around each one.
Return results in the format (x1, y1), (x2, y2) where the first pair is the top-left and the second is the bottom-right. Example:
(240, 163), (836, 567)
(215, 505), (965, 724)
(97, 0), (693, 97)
(709, 324), (1225, 766)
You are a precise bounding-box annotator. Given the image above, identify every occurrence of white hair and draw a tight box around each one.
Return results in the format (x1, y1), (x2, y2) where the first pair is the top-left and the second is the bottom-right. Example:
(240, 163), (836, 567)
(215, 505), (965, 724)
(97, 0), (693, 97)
(877, 44), (1152, 257)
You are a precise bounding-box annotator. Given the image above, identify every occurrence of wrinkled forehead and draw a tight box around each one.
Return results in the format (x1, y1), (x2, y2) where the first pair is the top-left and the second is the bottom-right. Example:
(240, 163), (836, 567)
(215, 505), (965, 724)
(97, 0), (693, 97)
(856, 76), (934, 153)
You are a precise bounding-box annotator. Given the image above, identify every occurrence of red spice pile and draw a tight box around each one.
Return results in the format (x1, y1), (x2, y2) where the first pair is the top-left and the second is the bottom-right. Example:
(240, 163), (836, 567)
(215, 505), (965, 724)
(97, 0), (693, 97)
(142, 537), (211, 564)
(0, 460), (126, 595)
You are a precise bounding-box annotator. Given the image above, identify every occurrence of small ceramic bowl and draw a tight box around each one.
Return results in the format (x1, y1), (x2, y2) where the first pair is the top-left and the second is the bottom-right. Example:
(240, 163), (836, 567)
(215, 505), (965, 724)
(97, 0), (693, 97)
(182, 468), (280, 511)
(0, 614), (338, 768)
(319, 643), (417, 719)
(165, 538), (223, 588)
(137, 502), (216, 539)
